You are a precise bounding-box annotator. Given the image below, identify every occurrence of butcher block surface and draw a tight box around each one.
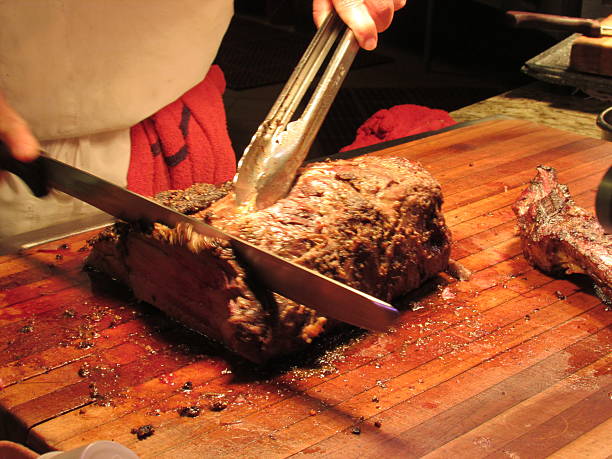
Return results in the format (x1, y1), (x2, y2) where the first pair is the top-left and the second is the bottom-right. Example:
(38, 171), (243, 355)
(570, 14), (612, 77)
(1, 118), (610, 458)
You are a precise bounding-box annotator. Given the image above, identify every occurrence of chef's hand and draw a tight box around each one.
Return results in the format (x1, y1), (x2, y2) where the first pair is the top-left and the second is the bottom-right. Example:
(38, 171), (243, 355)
(312, 0), (406, 51)
(0, 90), (39, 162)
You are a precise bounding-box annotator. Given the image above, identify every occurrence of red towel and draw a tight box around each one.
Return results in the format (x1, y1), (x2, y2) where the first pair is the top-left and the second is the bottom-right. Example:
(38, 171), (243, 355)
(340, 104), (456, 152)
(128, 65), (236, 196)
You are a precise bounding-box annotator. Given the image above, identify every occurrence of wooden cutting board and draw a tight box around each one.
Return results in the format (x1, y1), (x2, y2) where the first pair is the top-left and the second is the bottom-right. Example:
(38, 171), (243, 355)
(1, 118), (611, 458)
(570, 14), (612, 77)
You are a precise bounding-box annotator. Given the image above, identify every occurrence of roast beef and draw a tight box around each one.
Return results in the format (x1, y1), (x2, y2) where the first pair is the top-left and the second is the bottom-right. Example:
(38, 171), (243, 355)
(86, 156), (451, 362)
(513, 166), (612, 302)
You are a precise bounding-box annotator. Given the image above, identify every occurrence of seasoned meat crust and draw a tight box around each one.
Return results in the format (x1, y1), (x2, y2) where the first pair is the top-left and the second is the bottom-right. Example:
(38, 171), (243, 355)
(87, 156), (452, 362)
(205, 156), (450, 302)
(513, 166), (612, 301)
(155, 182), (233, 215)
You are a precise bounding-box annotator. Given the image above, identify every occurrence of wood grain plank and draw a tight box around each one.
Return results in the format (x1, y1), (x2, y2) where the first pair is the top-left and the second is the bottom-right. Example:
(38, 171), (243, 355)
(0, 257), (85, 297)
(307, 324), (612, 459)
(0, 314), (170, 388)
(369, 119), (535, 164)
(41, 270), (532, 452)
(48, 245), (560, 454)
(44, 281), (514, 452)
(0, 273), (88, 311)
(421, 355), (612, 458)
(0, 231), (95, 282)
(0, 284), (140, 366)
(485, 384), (612, 459)
(0, 230), (97, 267)
(547, 418), (612, 459)
(36, 251), (546, 450)
(146, 276), (598, 457)
(155, 298), (608, 458)
(435, 137), (604, 198)
(28, 355), (233, 452)
(426, 128), (583, 180)
(3, 325), (205, 443)
(442, 143), (611, 211)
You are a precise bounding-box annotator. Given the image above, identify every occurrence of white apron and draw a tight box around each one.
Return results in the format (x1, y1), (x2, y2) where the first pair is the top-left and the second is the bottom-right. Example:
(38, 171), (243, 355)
(0, 0), (233, 241)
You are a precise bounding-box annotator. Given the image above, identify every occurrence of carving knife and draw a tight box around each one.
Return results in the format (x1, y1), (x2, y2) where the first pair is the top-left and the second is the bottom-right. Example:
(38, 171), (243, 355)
(0, 143), (399, 331)
(506, 10), (612, 37)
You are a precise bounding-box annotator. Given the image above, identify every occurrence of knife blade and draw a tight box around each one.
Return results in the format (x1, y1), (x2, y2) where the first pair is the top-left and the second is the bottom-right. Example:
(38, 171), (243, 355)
(0, 144), (399, 331)
(506, 10), (612, 37)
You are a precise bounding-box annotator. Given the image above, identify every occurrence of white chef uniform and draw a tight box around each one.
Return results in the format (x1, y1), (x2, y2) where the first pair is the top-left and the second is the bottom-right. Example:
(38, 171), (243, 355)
(0, 0), (233, 239)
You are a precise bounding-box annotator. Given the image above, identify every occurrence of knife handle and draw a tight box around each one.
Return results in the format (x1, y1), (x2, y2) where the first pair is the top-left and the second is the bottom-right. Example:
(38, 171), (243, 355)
(506, 11), (601, 38)
(0, 140), (49, 197)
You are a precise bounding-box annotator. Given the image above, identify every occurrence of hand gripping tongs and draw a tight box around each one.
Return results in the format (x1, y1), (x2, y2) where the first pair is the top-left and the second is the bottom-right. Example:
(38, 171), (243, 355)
(233, 11), (360, 210)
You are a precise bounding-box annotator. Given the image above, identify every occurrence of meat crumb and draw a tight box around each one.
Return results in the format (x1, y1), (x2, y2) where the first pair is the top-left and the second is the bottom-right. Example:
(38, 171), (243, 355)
(309, 409), (317, 416)
(210, 401), (228, 412)
(555, 291), (566, 300)
(179, 406), (201, 418)
(131, 424), (155, 440)
(181, 381), (193, 392)
(78, 366), (91, 378)
(352, 426), (361, 435)
(88, 383), (100, 399)
(19, 324), (34, 333)
(374, 421), (382, 428)
(446, 259), (472, 281)
(371, 396), (379, 402)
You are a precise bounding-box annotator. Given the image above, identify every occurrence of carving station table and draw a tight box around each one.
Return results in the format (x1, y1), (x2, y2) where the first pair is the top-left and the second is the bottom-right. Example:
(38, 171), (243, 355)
(0, 114), (610, 458)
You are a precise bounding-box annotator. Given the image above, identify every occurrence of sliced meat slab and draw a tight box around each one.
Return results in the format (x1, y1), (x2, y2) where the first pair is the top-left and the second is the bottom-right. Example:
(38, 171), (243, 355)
(513, 165), (612, 302)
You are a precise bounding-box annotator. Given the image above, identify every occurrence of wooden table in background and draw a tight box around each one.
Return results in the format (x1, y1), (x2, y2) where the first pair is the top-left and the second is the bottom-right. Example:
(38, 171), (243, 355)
(1, 118), (610, 458)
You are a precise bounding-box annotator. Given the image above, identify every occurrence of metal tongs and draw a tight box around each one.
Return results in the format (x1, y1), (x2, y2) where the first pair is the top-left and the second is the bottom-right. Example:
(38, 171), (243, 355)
(233, 11), (359, 210)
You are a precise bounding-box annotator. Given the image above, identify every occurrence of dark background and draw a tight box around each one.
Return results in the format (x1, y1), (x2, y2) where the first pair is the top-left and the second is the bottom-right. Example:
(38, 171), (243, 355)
(221, 0), (588, 157)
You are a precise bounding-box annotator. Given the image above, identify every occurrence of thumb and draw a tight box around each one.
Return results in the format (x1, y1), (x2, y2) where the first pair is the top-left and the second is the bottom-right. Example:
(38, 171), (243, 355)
(0, 95), (40, 162)
(1, 122), (40, 162)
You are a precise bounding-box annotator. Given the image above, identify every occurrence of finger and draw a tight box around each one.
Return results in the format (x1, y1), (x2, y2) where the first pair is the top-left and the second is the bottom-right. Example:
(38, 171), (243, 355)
(333, 0), (378, 50)
(364, 0), (395, 33)
(0, 96), (39, 162)
(2, 121), (40, 162)
(393, 0), (406, 11)
(312, 0), (334, 28)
